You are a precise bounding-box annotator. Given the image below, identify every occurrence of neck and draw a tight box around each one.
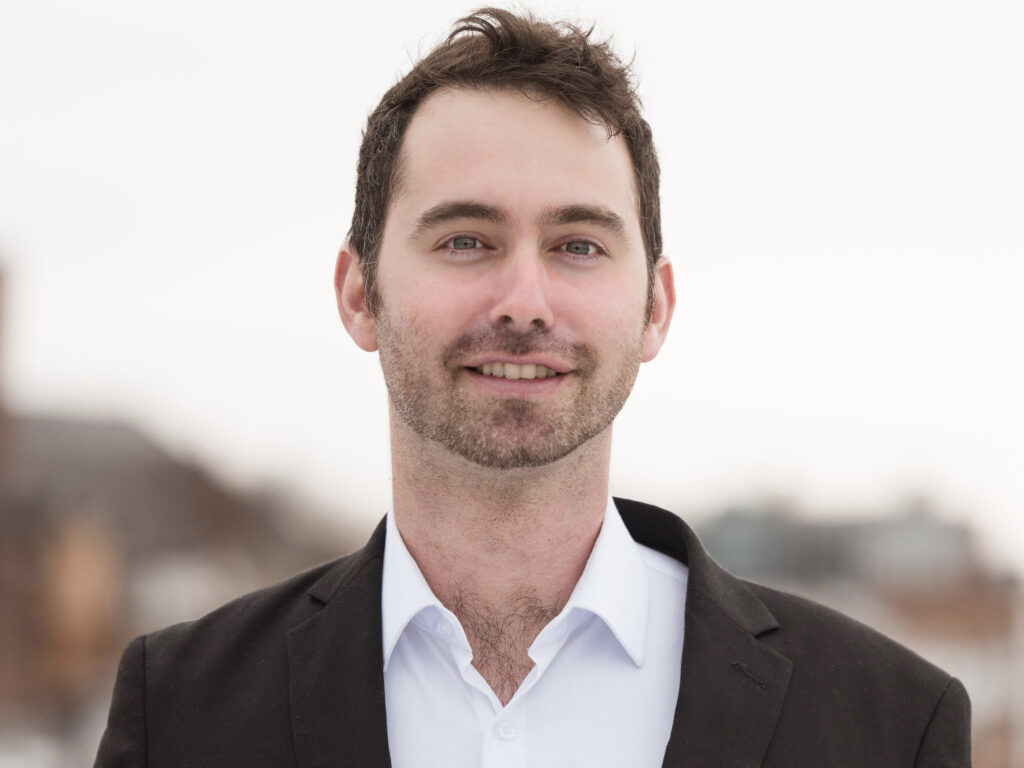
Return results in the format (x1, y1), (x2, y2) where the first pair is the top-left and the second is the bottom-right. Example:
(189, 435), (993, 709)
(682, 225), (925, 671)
(389, 412), (611, 704)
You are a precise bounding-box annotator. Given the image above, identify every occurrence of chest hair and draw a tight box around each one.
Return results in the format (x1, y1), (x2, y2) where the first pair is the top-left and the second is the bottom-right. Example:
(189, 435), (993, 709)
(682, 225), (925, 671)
(450, 587), (563, 706)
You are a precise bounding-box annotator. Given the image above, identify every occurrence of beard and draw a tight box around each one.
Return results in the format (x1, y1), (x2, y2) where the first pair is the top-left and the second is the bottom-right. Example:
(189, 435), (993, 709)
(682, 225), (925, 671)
(374, 308), (644, 470)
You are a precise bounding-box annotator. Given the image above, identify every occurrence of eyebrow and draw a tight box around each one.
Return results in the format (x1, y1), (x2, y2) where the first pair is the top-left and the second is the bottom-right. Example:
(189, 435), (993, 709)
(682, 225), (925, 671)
(540, 205), (626, 238)
(412, 201), (508, 237)
(411, 200), (627, 239)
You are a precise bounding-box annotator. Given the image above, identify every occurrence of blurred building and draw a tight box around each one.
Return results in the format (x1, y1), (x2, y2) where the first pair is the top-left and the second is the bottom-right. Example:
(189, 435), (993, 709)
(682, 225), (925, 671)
(0, 411), (358, 760)
(697, 501), (1022, 768)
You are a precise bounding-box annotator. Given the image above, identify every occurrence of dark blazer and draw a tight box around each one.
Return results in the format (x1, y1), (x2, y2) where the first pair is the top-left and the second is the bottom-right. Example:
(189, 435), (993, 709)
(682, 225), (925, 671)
(95, 498), (971, 767)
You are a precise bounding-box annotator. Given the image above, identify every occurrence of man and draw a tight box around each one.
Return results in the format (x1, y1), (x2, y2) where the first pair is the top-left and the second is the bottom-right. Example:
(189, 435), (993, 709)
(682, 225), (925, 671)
(96, 8), (970, 767)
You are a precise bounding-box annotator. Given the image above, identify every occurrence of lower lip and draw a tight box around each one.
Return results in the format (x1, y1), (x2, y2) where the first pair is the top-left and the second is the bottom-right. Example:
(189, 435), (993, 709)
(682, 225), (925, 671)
(464, 368), (570, 397)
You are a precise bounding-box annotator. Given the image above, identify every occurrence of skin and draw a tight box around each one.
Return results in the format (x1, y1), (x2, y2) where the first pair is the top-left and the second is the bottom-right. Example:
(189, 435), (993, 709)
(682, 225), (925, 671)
(335, 87), (675, 705)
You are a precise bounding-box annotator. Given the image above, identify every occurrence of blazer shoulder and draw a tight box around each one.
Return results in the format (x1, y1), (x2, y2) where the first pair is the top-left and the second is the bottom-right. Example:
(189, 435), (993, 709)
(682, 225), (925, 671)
(747, 579), (952, 685)
(745, 582), (971, 764)
(748, 580), (967, 722)
(149, 557), (333, 644)
(96, 530), (388, 767)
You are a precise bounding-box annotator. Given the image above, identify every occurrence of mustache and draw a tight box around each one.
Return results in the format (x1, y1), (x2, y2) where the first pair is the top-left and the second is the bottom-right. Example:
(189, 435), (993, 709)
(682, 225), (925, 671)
(445, 325), (595, 369)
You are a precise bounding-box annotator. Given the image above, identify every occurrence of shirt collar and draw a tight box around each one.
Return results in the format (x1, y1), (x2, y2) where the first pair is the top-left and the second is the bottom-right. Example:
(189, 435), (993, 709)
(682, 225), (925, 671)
(553, 496), (650, 667)
(380, 497), (651, 671)
(381, 507), (445, 672)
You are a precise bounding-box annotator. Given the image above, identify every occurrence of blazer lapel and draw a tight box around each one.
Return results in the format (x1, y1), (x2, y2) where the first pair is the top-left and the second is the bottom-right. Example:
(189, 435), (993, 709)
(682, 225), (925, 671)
(661, 588), (792, 767)
(288, 519), (392, 768)
(616, 499), (793, 768)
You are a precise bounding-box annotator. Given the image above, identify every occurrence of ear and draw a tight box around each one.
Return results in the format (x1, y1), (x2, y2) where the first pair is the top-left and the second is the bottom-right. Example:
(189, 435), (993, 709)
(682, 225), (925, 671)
(334, 245), (379, 352)
(640, 257), (675, 363)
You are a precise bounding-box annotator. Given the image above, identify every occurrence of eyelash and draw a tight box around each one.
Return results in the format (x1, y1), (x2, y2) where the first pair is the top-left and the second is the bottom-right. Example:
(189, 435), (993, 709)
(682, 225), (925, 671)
(439, 235), (607, 263)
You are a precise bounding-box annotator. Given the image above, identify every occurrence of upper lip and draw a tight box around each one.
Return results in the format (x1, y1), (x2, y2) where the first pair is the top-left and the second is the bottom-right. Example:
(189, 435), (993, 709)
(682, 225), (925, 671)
(461, 355), (573, 374)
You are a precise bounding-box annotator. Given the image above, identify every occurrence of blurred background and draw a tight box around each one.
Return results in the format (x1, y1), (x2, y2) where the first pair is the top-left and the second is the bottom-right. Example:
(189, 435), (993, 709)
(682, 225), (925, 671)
(1, 0), (1022, 764)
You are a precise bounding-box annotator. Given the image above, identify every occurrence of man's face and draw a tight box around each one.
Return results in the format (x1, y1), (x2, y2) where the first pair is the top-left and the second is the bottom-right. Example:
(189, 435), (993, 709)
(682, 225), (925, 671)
(357, 88), (669, 469)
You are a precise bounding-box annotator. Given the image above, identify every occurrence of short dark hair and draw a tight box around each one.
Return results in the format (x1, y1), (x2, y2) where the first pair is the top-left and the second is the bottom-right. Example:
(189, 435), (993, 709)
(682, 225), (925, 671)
(347, 7), (661, 316)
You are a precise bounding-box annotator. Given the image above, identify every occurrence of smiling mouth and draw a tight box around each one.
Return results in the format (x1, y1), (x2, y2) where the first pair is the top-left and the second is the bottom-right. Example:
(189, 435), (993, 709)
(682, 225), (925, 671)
(472, 363), (563, 380)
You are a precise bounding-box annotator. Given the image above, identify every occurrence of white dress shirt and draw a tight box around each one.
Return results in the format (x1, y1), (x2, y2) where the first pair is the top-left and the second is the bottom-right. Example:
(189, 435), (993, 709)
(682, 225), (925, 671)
(381, 498), (688, 768)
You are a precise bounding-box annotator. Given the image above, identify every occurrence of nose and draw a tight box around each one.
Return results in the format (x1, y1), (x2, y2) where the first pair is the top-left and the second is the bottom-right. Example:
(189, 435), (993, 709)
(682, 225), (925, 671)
(487, 249), (555, 331)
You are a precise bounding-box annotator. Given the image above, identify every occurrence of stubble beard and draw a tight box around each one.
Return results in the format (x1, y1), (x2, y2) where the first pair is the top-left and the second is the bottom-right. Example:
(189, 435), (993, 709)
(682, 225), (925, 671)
(375, 308), (643, 470)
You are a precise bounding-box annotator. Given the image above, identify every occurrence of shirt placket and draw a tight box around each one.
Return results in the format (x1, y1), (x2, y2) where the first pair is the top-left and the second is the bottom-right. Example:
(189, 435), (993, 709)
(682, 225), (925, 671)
(481, 702), (528, 768)
(432, 614), (527, 768)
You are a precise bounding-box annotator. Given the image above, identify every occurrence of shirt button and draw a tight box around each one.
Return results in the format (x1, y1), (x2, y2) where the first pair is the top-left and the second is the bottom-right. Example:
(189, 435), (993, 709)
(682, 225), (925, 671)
(436, 621), (452, 638)
(495, 722), (517, 741)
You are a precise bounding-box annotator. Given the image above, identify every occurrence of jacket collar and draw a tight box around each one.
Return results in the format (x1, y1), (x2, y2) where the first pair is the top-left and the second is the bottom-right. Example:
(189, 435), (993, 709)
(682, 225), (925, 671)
(615, 498), (793, 767)
(287, 500), (793, 768)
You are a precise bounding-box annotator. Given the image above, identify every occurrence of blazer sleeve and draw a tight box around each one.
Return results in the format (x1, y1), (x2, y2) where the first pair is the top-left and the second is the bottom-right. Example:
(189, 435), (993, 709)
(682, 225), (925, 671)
(94, 635), (147, 768)
(914, 677), (972, 768)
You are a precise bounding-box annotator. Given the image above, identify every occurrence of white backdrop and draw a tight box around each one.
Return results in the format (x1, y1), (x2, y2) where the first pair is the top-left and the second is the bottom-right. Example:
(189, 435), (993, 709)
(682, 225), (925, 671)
(2, 0), (1022, 568)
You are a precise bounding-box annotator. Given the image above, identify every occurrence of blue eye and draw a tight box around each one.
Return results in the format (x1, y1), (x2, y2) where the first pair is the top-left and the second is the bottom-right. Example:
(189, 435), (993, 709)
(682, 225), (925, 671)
(450, 236), (479, 250)
(564, 240), (595, 255)
(557, 240), (605, 261)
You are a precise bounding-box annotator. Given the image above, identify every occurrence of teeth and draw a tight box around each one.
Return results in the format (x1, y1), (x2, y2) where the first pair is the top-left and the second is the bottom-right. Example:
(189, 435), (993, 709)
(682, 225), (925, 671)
(474, 363), (560, 379)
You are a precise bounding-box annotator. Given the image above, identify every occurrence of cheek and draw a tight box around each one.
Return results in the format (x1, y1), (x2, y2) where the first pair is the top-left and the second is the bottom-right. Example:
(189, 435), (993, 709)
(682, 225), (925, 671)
(377, 294), (465, 362)
(381, 259), (488, 320)
(564, 274), (647, 332)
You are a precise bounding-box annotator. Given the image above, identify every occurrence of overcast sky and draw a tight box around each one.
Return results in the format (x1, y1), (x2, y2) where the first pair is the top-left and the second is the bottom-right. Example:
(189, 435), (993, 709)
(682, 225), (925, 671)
(2, 0), (1022, 569)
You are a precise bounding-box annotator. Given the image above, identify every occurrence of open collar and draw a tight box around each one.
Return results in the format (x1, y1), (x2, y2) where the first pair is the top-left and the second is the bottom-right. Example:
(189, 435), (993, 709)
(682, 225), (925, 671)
(380, 499), (651, 670)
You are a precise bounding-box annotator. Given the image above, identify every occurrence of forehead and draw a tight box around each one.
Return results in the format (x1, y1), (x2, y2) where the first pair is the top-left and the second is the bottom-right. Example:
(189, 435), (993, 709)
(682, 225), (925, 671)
(392, 87), (639, 225)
